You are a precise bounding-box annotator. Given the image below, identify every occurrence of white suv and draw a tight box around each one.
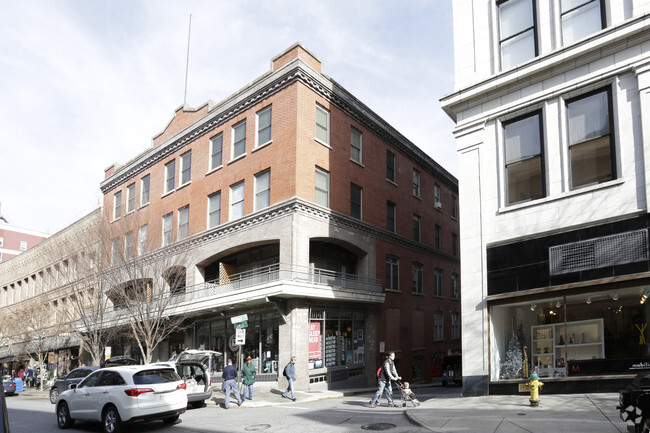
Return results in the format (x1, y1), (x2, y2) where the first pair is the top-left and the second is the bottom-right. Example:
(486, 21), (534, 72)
(55, 365), (187, 433)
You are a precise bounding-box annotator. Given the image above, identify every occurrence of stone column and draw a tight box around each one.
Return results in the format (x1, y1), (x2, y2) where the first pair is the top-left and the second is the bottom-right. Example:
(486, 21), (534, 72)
(278, 298), (309, 391)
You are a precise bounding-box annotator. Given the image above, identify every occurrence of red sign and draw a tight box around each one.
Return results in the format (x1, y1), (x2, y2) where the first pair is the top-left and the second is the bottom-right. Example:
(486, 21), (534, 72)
(308, 322), (321, 359)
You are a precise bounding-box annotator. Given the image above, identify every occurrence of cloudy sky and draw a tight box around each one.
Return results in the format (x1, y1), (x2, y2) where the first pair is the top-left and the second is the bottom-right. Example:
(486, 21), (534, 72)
(0, 0), (456, 235)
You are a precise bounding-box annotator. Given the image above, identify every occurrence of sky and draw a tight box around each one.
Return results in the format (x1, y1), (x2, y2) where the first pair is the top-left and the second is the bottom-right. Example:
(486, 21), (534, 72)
(0, 0), (456, 235)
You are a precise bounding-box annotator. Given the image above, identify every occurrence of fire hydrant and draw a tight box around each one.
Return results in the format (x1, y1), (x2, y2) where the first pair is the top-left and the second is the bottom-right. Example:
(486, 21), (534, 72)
(527, 371), (544, 407)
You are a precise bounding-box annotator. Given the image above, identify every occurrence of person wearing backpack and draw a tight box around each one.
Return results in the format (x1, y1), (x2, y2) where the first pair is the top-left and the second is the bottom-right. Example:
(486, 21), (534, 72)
(281, 355), (297, 401)
(369, 352), (401, 408)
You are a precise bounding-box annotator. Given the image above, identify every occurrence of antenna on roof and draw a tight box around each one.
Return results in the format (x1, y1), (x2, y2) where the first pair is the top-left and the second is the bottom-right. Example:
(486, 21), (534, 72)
(183, 14), (192, 106)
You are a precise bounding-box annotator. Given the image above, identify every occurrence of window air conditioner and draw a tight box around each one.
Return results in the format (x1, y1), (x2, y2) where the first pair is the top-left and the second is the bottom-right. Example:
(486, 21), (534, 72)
(434, 201), (442, 209)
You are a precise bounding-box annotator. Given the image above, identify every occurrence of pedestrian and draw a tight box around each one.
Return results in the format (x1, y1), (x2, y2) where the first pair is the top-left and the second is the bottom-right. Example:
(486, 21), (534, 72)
(221, 358), (242, 409)
(242, 356), (256, 400)
(26, 367), (34, 387)
(369, 352), (401, 408)
(282, 355), (297, 401)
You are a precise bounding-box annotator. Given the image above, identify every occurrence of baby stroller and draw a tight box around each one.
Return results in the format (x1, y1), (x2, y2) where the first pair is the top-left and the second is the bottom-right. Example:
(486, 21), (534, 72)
(395, 380), (420, 407)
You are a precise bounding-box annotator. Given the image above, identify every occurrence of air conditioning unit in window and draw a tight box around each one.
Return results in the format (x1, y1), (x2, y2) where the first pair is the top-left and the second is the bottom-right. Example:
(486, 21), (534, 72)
(434, 201), (442, 209)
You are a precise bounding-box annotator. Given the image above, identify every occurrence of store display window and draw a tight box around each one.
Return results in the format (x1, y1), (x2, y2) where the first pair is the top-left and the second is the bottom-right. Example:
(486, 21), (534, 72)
(309, 309), (365, 369)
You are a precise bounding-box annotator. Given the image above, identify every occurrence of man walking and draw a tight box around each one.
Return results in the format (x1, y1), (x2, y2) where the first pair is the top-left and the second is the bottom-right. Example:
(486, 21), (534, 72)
(282, 356), (297, 401)
(370, 352), (401, 407)
(221, 358), (243, 409)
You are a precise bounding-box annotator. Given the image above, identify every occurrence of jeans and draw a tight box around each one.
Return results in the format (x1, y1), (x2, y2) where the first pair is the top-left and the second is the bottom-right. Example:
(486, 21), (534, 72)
(243, 384), (254, 399)
(370, 380), (393, 405)
(283, 377), (295, 399)
(223, 379), (242, 408)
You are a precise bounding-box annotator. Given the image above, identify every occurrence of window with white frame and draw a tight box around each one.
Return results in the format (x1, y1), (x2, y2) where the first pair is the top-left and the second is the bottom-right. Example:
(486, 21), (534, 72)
(412, 169), (421, 197)
(504, 111), (545, 205)
(434, 311), (444, 341)
(165, 160), (175, 193)
(232, 120), (247, 159)
(315, 105), (330, 145)
(208, 191), (221, 228)
(351, 183), (362, 219)
(434, 184), (441, 207)
(561, 0), (604, 45)
(434, 268), (443, 297)
(412, 263), (423, 294)
(386, 150), (396, 182)
(113, 191), (122, 220)
(567, 87), (614, 189)
(111, 238), (120, 265)
(387, 201), (396, 232)
(180, 151), (192, 186)
(178, 205), (189, 240)
(315, 167), (329, 207)
(210, 133), (223, 170)
(254, 169), (271, 211)
(19, 241), (27, 251)
(162, 213), (173, 246)
(138, 224), (148, 256)
(451, 273), (459, 299)
(451, 312), (460, 340)
(124, 231), (134, 260)
(256, 106), (272, 146)
(386, 255), (399, 291)
(498, 0), (537, 70)
(126, 183), (135, 213)
(413, 214), (421, 242)
(230, 181), (245, 220)
(351, 127), (362, 163)
(140, 174), (150, 206)
(0, 237), (3, 247)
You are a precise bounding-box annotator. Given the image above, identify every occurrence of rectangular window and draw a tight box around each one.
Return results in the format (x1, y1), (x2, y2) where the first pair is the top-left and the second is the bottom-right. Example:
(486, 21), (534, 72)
(138, 225), (148, 256)
(162, 213), (173, 246)
(351, 127), (362, 163)
(504, 111), (545, 205)
(208, 191), (221, 228)
(165, 160), (175, 193)
(413, 214), (421, 242)
(315, 167), (330, 207)
(386, 256), (399, 291)
(434, 184), (441, 206)
(499, 0), (537, 70)
(19, 241), (27, 251)
(140, 174), (150, 206)
(567, 87), (614, 189)
(111, 238), (120, 265)
(451, 195), (458, 219)
(351, 183), (362, 219)
(387, 201), (396, 232)
(230, 181), (245, 220)
(0, 237), (3, 247)
(452, 233), (458, 256)
(412, 169), (421, 197)
(113, 191), (122, 220)
(451, 312), (460, 340)
(210, 133), (223, 170)
(178, 206), (189, 240)
(232, 120), (247, 159)
(451, 273), (459, 299)
(255, 169), (271, 211)
(435, 225), (441, 250)
(315, 105), (330, 145)
(434, 311), (444, 341)
(561, 0), (604, 45)
(180, 151), (192, 185)
(412, 263), (423, 294)
(125, 183), (135, 213)
(124, 231), (134, 260)
(434, 268), (443, 297)
(256, 106), (272, 146)
(386, 150), (396, 182)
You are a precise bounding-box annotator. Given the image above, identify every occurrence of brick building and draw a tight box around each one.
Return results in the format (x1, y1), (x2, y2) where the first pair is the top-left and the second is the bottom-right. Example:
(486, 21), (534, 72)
(99, 43), (459, 389)
(0, 206), (49, 263)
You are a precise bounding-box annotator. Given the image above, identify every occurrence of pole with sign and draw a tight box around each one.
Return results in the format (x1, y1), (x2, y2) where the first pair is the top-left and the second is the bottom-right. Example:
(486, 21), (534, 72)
(231, 314), (248, 388)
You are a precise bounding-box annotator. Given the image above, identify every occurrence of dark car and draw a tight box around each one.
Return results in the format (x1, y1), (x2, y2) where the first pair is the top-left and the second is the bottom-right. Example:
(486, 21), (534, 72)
(618, 371), (650, 433)
(0, 384), (9, 433)
(432, 354), (462, 387)
(2, 377), (15, 397)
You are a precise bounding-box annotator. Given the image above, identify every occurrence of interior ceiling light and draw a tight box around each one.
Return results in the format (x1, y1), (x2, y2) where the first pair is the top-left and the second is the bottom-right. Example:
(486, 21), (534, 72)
(586, 297), (592, 304)
(612, 293), (619, 301)
(530, 304), (537, 311)
(556, 301), (562, 308)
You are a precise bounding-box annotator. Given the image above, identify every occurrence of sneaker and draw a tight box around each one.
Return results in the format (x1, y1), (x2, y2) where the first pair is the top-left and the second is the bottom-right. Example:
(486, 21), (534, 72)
(292, 397), (296, 402)
(282, 394), (287, 399)
(388, 403), (395, 407)
(370, 403), (376, 408)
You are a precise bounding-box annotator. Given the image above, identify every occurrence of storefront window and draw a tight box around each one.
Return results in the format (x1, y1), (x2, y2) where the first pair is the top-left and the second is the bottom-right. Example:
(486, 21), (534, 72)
(490, 285), (650, 381)
(310, 309), (365, 369)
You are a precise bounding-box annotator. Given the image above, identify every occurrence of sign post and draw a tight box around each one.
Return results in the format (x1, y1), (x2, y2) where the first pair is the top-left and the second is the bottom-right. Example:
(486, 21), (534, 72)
(230, 314), (248, 388)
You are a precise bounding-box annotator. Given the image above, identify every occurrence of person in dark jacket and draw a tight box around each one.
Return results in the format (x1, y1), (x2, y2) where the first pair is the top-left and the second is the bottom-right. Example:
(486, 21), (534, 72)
(242, 356), (256, 400)
(281, 355), (297, 401)
(369, 352), (401, 407)
(221, 358), (242, 409)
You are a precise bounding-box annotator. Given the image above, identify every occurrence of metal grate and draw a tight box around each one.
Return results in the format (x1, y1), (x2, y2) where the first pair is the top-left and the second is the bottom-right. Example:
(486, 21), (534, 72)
(549, 229), (648, 275)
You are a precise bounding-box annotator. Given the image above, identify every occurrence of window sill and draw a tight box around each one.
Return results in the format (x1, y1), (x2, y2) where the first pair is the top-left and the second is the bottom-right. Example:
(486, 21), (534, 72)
(314, 138), (331, 149)
(177, 181), (191, 192)
(125, 209), (136, 216)
(412, 194), (422, 201)
(384, 288), (401, 293)
(139, 202), (150, 210)
(254, 140), (272, 152)
(228, 154), (247, 165)
(411, 292), (425, 296)
(161, 189), (175, 199)
(111, 216), (121, 224)
(206, 165), (223, 176)
(350, 158), (364, 167)
(386, 179), (398, 187)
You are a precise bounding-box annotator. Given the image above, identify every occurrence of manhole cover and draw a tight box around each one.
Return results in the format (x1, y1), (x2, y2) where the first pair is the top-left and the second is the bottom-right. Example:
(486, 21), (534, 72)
(244, 424), (272, 431)
(361, 423), (397, 431)
(517, 413), (527, 416)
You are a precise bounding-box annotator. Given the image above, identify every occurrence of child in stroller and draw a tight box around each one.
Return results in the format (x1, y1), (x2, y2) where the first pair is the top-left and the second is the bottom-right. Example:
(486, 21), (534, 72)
(396, 380), (420, 407)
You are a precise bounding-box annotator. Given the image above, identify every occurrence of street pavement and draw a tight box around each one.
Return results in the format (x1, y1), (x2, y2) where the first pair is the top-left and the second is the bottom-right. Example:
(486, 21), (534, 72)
(18, 383), (631, 432)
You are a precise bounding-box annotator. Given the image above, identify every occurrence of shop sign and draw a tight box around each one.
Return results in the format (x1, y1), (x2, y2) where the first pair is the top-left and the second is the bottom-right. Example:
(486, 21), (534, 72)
(104, 346), (111, 360)
(309, 322), (321, 359)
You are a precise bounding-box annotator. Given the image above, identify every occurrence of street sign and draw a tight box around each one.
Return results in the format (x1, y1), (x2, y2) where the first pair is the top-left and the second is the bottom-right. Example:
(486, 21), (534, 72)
(233, 321), (248, 329)
(231, 314), (248, 324)
(236, 328), (246, 345)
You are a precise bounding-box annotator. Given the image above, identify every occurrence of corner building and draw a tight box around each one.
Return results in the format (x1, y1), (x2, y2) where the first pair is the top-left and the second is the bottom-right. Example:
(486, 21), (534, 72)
(441, 0), (650, 395)
(101, 44), (460, 389)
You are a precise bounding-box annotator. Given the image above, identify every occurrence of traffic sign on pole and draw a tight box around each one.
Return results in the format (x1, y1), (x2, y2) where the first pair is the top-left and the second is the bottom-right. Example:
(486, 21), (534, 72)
(236, 328), (246, 345)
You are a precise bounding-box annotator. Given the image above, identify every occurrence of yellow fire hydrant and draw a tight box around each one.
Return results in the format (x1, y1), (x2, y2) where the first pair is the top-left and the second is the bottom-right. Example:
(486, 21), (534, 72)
(527, 371), (544, 407)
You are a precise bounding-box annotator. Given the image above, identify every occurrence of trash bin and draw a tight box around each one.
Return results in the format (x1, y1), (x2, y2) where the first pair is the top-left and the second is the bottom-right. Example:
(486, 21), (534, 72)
(13, 377), (23, 392)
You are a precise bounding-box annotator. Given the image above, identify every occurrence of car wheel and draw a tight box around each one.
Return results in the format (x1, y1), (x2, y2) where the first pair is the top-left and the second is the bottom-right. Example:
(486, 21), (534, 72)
(163, 415), (179, 424)
(191, 401), (204, 408)
(56, 402), (75, 429)
(50, 387), (59, 404)
(102, 406), (123, 433)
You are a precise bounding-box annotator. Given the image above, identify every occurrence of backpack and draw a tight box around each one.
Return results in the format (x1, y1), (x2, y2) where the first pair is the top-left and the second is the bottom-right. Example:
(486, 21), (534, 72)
(376, 366), (382, 379)
(283, 365), (288, 377)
